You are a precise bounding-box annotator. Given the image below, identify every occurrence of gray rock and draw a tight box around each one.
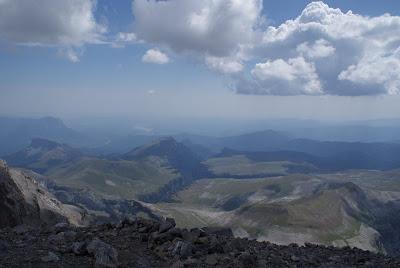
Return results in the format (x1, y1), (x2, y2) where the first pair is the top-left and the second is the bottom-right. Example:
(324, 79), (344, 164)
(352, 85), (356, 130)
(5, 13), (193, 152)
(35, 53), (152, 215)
(183, 258), (199, 266)
(139, 233), (149, 242)
(171, 240), (192, 258)
(239, 252), (257, 266)
(87, 238), (118, 268)
(64, 230), (77, 240)
(171, 260), (184, 268)
(71, 241), (87, 255)
(229, 238), (246, 251)
(159, 218), (176, 233)
(291, 255), (300, 262)
(41, 251), (60, 262)
(167, 227), (183, 238)
(48, 232), (65, 244)
(13, 224), (30, 235)
(0, 239), (9, 253)
(201, 227), (233, 237)
(205, 254), (218, 265)
(182, 230), (199, 243)
(196, 236), (209, 245)
(53, 222), (69, 233)
(138, 226), (148, 233)
(180, 241), (193, 258)
(172, 241), (184, 256)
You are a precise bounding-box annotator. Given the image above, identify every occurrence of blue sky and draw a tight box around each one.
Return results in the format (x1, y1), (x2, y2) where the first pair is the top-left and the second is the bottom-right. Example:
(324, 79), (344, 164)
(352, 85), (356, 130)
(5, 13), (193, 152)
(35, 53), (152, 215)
(1, 0), (400, 120)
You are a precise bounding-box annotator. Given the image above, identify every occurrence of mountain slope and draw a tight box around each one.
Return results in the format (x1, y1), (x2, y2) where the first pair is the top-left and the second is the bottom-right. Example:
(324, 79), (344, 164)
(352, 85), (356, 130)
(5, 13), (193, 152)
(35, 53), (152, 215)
(46, 157), (178, 200)
(0, 160), (87, 228)
(123, 137), (211, 202)
(0, 160), (27, 227)
(123, 137), (208, 177)
(9, 138), (205, 201)
(152, 174), (400, 254)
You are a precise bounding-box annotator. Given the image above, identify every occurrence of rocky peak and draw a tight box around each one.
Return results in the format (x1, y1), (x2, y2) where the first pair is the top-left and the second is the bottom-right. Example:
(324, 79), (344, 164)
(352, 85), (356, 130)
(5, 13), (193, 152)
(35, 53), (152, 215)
(0, 160), (87, 229)
(0, 161), (26, 228)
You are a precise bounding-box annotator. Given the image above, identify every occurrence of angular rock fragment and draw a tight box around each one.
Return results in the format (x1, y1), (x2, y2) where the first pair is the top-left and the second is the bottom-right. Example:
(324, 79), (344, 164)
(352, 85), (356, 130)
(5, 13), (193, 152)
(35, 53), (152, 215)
(71, 241), (87, 255)
(159, 217), (176, 233)
(87, 238), (118, 268)
(41, 251), (60, 262)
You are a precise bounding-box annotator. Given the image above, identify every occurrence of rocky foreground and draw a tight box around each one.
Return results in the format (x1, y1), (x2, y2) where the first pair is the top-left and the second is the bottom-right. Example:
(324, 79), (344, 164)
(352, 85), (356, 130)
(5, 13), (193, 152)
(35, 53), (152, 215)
(1, 217), (400, 268)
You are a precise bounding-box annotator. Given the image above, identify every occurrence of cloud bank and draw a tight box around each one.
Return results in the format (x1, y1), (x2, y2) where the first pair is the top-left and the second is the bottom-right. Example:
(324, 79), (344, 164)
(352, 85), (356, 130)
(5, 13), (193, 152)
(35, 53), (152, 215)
(131, 1), (400, 96)
(237, 1), (400, 96)
(2, 0), (400, 95)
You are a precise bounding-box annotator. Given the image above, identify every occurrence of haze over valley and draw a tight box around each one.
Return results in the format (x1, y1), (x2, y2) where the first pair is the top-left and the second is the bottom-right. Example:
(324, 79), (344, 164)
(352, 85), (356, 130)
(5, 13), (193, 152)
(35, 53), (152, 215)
(2, 116), (400, 257)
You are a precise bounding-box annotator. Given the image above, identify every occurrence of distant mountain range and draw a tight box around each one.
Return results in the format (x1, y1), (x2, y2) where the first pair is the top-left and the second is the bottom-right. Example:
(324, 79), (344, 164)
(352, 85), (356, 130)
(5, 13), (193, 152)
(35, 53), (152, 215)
(4, 135), (400, 254)
(284, 125), (400, 143)
(175, 130), (290, 152)
(0, 117), (87, 156)
(3, 117), (400, 255)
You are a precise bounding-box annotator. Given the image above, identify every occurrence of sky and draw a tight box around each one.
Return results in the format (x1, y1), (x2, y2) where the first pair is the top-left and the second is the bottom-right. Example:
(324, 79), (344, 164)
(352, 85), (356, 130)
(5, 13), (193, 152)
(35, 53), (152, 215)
(1, 0), (400, 121)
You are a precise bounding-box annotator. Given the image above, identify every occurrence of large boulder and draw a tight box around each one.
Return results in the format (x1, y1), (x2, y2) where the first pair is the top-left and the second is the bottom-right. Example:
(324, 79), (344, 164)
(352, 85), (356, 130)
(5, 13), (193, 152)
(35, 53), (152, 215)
(87, 238), (118, 268)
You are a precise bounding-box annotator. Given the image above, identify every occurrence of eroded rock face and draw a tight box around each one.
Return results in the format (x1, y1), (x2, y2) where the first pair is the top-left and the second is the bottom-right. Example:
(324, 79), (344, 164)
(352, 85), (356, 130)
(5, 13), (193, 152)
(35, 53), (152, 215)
(0, 160), (27, 227)
(87, 238), (118, 268)
(0, 160), (87, 228)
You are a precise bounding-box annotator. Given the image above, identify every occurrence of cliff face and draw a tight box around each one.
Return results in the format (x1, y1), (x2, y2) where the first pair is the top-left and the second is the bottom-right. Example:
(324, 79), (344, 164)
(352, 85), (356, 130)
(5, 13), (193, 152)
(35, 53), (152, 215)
(0, 160), (87, 228)
(0, 160), (27, 227)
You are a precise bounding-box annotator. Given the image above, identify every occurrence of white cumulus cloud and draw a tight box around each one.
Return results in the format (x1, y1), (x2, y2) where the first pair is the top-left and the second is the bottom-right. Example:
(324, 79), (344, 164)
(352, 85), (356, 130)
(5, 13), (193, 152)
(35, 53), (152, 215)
(112, 32), (138, 48)
(296, 39), (335, 59)
(142, 49), (170, 64)
(235, 1), (400, 96)
(339, 48), (400, 95)
(248, 57), (322, 95)
(0, 0), (106, 61)
(205, 56), (243, 74)
(0, 0), (105, 46)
